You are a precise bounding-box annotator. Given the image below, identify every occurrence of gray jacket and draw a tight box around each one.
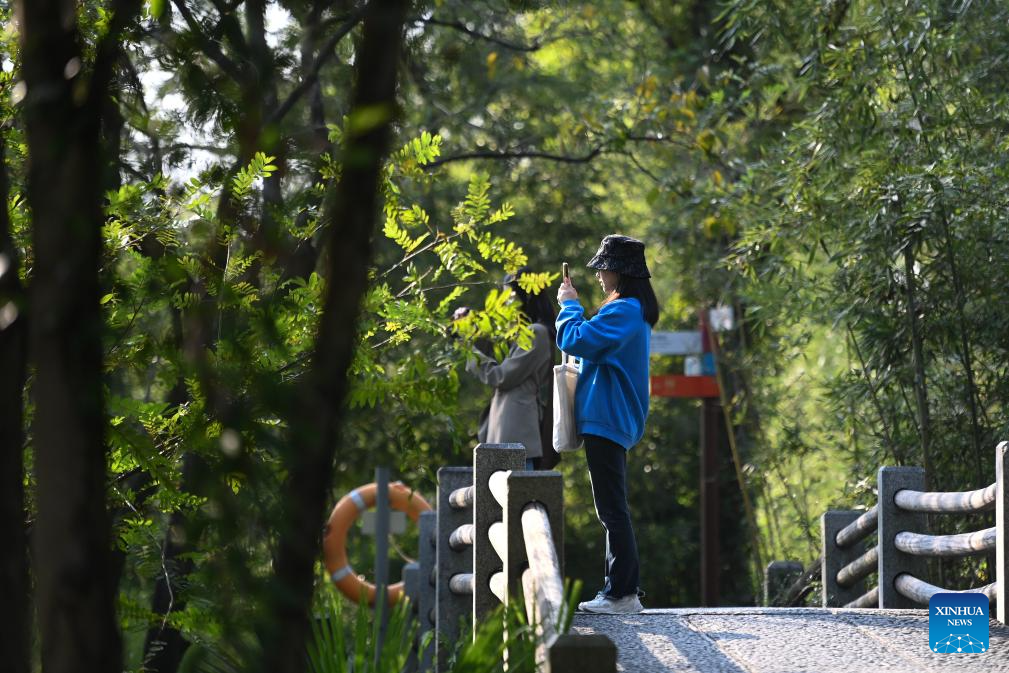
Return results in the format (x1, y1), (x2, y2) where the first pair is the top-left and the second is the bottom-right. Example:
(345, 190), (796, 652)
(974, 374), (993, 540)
(466, 322), (553, 458)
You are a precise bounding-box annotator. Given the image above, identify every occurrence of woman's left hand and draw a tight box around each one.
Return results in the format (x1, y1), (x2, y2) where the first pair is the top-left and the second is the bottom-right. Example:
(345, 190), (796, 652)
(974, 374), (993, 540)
(557, 277), (579, 304)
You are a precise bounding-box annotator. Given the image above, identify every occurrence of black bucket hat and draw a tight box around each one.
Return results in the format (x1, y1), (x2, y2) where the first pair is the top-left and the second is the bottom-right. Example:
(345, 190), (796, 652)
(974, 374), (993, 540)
(586, 235), (651, 278)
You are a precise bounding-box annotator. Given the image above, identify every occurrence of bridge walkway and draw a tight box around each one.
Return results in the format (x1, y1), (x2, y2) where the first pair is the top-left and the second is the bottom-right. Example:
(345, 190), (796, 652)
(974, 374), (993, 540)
(571, 607), (1009, 672)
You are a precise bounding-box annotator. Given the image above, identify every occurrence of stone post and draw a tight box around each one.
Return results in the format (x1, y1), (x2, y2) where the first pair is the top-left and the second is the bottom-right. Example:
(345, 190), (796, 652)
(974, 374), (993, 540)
(502, 471), (564, 615)
(877, 466), (927, 608)
(763, 560), (802, 607)
(821, 511), (868, 607)
(435, 466), (473, 668)
(996, 441), (1008, 624)
(547, 634), (617, 673)
(473, 444), (525, 628)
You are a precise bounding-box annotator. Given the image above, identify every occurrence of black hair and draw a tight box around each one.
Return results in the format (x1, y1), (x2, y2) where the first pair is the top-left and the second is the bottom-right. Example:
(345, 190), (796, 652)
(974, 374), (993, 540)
(612, 275), (659, 327)
(506, 269), (558, 341)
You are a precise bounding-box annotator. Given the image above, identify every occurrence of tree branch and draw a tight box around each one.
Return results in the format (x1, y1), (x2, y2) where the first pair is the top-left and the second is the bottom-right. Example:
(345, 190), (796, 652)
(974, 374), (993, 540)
(262, 0), (410, 670)
(425, 132), (711, 171)
(415, 15), (542, 52)
(208, 0), (251, 59)
(84, 0), (143, 116)
(170, 0), (245, 83)
(163, 141), (232, 155)
(427, 145), (608, 168)
(269, 4), (368, 125)
(625, 132), (740, 177)
(630, 0), (677, 51)
(619, 149), (662, 183)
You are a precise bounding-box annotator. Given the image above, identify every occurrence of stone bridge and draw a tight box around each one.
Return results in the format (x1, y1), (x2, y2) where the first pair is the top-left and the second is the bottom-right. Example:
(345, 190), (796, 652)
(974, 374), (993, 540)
(369, 442), (1009, 672)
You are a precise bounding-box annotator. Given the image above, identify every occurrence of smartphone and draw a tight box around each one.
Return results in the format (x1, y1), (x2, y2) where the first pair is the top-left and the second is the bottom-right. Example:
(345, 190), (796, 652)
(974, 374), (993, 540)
(562, 262), (570, 281)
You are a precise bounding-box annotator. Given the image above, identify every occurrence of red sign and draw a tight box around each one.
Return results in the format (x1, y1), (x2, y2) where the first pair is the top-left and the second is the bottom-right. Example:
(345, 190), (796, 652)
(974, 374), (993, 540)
(650, 375), (719, 398)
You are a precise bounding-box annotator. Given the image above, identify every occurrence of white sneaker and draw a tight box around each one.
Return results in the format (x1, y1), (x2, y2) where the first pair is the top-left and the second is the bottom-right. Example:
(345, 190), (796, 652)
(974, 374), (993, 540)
(577, 592), (643, 614)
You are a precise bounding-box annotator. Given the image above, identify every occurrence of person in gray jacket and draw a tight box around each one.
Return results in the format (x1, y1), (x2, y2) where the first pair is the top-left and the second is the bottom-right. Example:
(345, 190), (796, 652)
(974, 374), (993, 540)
(465, 268), (556, 469)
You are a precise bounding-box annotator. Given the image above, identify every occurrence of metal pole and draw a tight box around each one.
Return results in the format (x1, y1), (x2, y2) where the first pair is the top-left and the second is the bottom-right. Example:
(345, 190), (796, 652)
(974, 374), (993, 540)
(699, 310), (720, 607)
(417, 510), (437, 671)
(402, 561), (420, 673)
(375, 467), (390, 662)
(700, 397), (720, 607)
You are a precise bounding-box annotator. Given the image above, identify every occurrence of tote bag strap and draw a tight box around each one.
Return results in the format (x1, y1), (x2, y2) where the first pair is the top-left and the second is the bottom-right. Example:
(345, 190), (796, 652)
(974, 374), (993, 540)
(561, 352), (581, 370)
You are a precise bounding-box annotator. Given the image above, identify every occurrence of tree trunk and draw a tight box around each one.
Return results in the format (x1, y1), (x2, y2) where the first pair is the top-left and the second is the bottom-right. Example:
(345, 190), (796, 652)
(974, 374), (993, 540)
(141, 453), (197, 673)
(903, 242), (933, 489)
(140, 274), (195, 673)
(937, 205), (986, 488)
(260, 1), (410, 672)
(276, 1), (332, 285)
(0, 122), (31, 673)
(19, 1), (138, 671)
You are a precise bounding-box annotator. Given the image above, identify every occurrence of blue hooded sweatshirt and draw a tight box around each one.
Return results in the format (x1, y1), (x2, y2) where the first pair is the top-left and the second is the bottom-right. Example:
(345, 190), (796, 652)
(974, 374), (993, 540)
(555, 297), (651, 449)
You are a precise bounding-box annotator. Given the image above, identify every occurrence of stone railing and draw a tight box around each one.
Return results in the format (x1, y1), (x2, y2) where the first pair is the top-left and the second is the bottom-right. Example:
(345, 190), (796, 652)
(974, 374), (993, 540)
(767, 441), (1007, 623)
(401, 444), (616, 673)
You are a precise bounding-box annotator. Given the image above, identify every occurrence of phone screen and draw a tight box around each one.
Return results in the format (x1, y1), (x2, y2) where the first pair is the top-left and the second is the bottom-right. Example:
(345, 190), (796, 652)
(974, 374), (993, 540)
(562, 262), (570, 280)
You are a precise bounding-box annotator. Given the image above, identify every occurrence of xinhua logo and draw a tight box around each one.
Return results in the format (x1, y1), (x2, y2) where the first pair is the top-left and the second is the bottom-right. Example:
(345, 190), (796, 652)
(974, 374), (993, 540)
(929, 592), (989, 653)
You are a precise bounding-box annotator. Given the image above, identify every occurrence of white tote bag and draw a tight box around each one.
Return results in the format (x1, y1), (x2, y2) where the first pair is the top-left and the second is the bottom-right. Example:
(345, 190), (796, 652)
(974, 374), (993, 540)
(552, 353), (583, 452)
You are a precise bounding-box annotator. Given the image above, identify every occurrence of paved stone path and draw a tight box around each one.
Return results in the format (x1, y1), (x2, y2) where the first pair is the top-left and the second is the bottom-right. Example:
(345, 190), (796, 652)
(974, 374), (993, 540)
(572, 607), (1009, 672)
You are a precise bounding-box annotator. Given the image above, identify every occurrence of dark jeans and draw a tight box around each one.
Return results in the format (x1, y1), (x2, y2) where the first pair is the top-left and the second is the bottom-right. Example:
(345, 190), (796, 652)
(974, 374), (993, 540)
(584, 434), (640, 599)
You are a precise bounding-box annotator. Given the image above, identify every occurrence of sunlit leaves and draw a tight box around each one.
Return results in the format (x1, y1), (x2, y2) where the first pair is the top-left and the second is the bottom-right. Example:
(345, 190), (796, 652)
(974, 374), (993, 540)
(366, 156), (535, 418)
(516, 271), (559, 296)
(384, 205), (431, 254)
(461, 171), (492, 223)
(436, 285), (469, 316)
(450, 286), (531, 359)
(231, 152), (277, 199)
(475, 232), (526, 272)
(394, 130), (442, 173)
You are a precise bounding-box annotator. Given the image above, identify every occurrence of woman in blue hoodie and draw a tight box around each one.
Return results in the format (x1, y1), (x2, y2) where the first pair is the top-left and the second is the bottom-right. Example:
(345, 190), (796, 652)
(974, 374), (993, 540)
(555, 234), (658, 614)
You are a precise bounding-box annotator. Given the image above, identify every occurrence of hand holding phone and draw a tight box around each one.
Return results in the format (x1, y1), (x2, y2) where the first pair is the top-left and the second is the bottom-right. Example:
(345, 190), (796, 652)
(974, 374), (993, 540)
(557, 262), (578, 304)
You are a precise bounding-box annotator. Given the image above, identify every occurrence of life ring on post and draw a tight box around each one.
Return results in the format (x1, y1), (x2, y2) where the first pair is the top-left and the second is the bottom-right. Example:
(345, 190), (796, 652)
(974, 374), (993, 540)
(323, 481), (432, 607)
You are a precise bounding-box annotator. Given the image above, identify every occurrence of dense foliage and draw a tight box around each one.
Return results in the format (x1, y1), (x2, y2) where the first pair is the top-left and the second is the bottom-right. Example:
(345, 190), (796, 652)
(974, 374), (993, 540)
(714, 0), (1009, 587)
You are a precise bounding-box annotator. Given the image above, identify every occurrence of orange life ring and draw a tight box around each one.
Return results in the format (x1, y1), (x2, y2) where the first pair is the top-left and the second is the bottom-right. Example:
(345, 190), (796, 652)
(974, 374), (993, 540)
(323, 481), (432, 607)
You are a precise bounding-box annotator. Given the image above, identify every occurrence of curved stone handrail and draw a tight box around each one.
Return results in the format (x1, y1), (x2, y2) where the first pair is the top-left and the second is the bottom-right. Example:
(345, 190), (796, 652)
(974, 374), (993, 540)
(894, 527), (996, 558)
(843, 585), (878, 609)
(449, 485), (474, 509)
(449, 523), (474, 551)
(449, 572), (474, 595)
(894, 573), (997, 605)
(521, 503), (565, 651)
(486, 466), (567, 663)
(836, 545), (878, 589)
(894, 483), (997, 513)
(835, 506), (878, 548)
(795, 441), (1007, 617)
